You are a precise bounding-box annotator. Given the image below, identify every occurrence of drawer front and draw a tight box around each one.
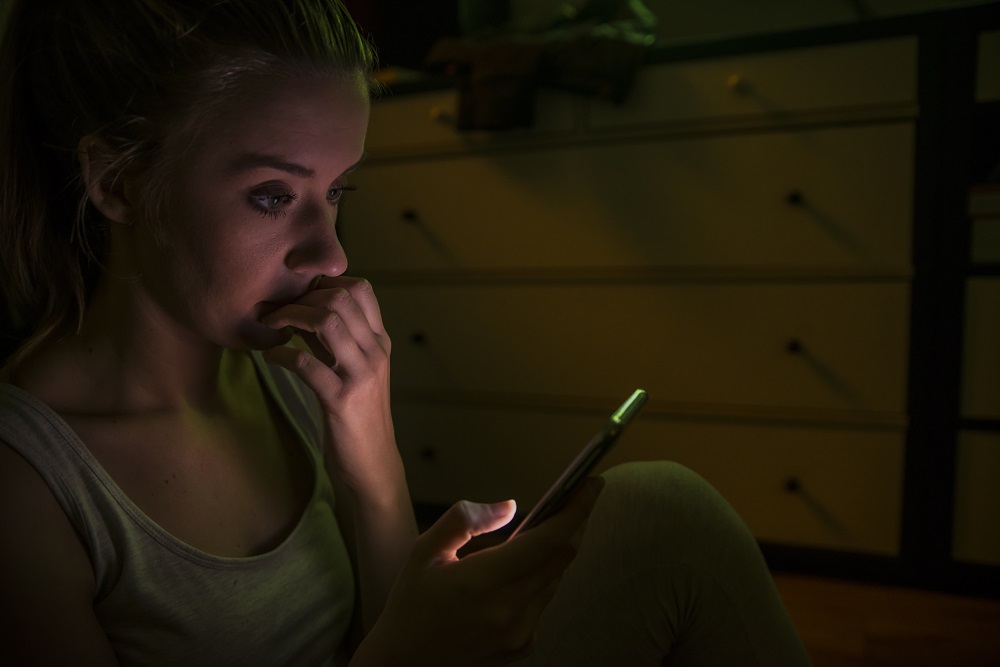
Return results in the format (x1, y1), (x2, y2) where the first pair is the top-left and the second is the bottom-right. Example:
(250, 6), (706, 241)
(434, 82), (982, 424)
(365, 89), (580, 154)
(971, 219), (1000, 264)
(953, 431), (1000, 565)
(589, 38), (917, 128)
(344, 124), (914, 271)
(393, 400), (904, 555)
(977, 29), (1000, 103)
(377, 282), (910, 413)
(963, 278), (1000, 419)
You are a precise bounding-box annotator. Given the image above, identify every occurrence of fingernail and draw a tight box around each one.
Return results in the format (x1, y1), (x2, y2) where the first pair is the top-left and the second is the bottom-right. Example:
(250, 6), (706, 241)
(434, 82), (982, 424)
(492, 499), (515, 517)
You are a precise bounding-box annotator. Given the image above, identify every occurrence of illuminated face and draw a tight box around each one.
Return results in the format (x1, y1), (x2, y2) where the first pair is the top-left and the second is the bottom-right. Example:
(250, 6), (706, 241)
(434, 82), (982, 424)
(126, 72), (370, 350)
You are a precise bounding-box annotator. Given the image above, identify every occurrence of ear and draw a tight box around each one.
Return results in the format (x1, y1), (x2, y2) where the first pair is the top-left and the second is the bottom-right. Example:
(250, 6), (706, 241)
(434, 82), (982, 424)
(77, 134), (135, 224)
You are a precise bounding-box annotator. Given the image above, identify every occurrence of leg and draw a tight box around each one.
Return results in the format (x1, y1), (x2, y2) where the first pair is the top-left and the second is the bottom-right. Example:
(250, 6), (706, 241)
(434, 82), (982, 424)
(521, 461), (811, 666)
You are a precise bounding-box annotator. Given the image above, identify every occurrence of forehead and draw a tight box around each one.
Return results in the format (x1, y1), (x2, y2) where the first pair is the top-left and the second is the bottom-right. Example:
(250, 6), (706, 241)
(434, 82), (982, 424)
(185, 72), (370, 171)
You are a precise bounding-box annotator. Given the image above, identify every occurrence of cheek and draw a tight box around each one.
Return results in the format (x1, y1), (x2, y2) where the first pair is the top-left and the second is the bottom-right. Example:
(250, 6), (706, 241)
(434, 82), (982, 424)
(156, 180), (294, 305)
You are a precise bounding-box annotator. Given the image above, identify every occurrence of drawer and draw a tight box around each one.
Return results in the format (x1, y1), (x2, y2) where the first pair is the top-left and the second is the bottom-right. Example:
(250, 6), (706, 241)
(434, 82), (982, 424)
(377, 282), (911, 413)
(963, 278), (1000, 419)
(588, 37), (917, 129)
(365, 88), (580, 154)
(970, 185), (1000, 263)
(953, 431), (1000, 565)
(650, 1), (852, 44)
(972, 219), (1000, 263)
(977, 30), (1000, 103)
(392, 400), (904, 555)
(344, 124), (914, 271)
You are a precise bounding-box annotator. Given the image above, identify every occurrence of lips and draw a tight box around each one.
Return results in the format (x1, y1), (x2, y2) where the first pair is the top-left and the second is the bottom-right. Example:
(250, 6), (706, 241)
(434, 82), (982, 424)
(258, 277), (323, 320)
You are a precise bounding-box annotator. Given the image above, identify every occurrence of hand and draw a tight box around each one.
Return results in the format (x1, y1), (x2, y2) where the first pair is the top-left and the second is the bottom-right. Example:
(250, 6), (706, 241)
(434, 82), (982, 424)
(354, 477), (605, 666)
(261, 276), (399, 496)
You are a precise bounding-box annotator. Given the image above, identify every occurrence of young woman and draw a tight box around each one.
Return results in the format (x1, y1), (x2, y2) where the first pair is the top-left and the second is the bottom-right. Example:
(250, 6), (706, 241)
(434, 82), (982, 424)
(0, 1), (810, 664)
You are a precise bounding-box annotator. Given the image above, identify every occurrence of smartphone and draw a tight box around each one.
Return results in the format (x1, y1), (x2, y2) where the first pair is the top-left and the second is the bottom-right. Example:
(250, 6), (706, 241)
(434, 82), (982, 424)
(506, 388), (648, 541)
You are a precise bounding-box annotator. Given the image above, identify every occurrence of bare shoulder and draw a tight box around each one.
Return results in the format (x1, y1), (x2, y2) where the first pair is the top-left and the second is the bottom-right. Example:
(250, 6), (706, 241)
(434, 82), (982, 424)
(0, 441), (118, 664)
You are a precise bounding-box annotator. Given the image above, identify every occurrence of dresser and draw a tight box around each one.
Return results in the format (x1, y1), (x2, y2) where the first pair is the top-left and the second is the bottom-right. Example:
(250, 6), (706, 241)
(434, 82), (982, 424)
(952, 27), (1000, 570)
(341, 5), (1000, 594)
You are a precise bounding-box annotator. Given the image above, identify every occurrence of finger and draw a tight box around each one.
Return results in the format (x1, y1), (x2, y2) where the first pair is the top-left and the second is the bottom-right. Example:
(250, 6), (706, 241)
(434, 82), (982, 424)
(315, 276), (388, 338)
(463, 527), (577, 589)
(471, 478), (603, 583)
(295, 330), (336, 367)
(508, 477), (604, 547)
(414, 500), (516, 564)
(264, 304), (366, 371)
(294, 285), (386, 356)
(261, 344), (344, 400)
(266, 300), (365, 353)
(296, 282), (391, 368)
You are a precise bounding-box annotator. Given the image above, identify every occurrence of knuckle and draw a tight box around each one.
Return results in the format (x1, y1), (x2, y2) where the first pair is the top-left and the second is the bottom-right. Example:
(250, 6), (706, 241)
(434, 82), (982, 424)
(320, 311), (343, 331)
(454, 499), (478, 522)
(328, 287), (351, 306)
(290, 349), (315, 373)
(371, 348), (390, 372)
(352, 277), (374, 297)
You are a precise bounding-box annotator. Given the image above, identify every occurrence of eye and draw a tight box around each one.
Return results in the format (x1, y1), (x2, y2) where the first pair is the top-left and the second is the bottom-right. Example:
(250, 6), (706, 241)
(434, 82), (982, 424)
(249, 188), (299, 219)
(327, 184), (357, 205)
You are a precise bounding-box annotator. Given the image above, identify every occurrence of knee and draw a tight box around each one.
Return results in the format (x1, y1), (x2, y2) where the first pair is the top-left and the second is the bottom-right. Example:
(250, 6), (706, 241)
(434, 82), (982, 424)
(601, 459), (701, 491)
(594, 461), (759, 563)
(599, 460), (723, 514)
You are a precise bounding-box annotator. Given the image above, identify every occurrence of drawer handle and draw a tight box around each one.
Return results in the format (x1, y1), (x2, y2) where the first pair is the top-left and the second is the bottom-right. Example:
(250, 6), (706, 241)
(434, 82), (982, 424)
(786, 189), (859, 251)
(429, 105), (455, 125)
(419, 446), (436, 462)
(785, 338), (864, 409)
(783, 475), (802, 494)
(410, 330), (427, 345)
(397, 209), (457, 262)
(783, 475), (849, 538)
(726, 73), (750, 95)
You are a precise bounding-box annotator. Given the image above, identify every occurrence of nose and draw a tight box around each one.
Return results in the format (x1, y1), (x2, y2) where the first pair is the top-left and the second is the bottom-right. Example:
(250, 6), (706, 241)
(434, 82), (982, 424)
(285, 200), (349, 277)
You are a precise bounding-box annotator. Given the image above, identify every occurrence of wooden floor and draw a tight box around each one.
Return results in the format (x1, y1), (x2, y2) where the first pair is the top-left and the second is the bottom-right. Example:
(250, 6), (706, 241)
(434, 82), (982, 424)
(773, 574), (1000, 666)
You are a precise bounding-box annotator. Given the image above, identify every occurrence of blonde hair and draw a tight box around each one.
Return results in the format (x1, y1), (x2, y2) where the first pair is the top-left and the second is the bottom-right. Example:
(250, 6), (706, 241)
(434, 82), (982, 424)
(0, 0), (377, 365)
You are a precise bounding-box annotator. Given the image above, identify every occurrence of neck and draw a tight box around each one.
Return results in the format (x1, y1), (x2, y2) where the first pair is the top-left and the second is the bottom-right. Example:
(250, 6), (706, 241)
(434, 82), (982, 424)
(13, 274), (248, 417)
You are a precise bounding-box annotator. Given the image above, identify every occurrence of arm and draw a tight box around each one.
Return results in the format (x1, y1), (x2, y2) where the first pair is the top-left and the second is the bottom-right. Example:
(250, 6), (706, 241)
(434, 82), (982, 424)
(262, 277), (417, 633)
(262, 277), (603, 664)
(326, 434), (418, 636)
(0, 442), (118, 665)
(351, 478), (605, 666)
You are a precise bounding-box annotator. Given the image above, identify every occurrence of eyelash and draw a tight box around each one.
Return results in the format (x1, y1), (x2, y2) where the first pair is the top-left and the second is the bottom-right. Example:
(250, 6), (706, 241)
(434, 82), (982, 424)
(250, 184), (357, 220)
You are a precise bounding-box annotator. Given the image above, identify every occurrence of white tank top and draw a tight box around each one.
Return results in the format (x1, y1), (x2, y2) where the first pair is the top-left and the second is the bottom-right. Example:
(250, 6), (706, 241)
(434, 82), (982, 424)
(0, 353), (355, 665)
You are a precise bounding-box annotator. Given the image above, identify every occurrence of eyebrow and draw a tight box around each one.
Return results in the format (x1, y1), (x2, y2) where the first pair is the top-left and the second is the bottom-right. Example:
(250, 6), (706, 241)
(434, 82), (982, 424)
(227, 151), (367, 178)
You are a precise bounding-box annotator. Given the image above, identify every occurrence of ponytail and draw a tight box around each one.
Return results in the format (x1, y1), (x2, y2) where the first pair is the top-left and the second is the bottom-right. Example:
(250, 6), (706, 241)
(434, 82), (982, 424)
(0, 0), (100, 366)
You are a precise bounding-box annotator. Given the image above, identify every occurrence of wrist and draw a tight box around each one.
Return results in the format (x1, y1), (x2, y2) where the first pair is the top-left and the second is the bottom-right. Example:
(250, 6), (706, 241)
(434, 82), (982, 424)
(326, 454), (411, 514)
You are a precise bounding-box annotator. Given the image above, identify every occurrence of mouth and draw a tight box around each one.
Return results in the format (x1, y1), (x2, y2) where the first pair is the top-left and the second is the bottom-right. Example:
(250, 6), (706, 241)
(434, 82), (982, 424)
(258, 278), (323, 320)
(257, 275), (323, 319)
